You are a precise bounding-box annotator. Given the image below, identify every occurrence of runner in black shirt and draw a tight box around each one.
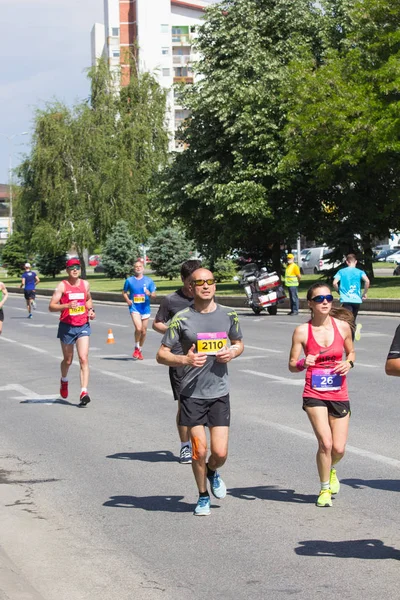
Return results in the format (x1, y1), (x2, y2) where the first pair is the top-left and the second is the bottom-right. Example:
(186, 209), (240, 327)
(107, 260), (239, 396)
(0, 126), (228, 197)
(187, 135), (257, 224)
(153, 259), (202, 463)
(385, 325), (400, 376)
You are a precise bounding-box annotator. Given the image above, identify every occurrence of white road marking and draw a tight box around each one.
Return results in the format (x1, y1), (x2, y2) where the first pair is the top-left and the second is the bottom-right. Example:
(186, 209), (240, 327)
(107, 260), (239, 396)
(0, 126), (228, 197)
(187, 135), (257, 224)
(251, 419), (400, 468)
(245, 345), (283, 353)
(104, 322), (129, 328)
(22, 323), (58, 329)
(19, 344), (48, 354)
(356, 362), (379, 368)
(0, 384), (59, 404)
(240, 369), (304, 386)
(237, 355), (270, 361)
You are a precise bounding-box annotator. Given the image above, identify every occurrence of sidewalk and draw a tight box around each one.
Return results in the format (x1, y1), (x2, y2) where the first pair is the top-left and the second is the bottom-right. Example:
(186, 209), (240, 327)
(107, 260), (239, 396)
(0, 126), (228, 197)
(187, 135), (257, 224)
(0, 545), (45, 600)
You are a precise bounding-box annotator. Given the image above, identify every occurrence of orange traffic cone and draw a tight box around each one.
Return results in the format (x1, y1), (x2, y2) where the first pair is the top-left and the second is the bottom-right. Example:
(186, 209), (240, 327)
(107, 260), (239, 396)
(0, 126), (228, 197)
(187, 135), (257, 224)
(106, 329), (115, 344)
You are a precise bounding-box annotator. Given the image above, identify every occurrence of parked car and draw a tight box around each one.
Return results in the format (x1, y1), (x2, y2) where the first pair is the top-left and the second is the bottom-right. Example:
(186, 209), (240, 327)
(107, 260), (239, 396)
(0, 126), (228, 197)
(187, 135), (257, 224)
(376, 248), (398, 261)
(89, 254), (101, 266)
(301, 247), (341, 274)
(385, 251), (400, 263)
(94, 263), (105, 273)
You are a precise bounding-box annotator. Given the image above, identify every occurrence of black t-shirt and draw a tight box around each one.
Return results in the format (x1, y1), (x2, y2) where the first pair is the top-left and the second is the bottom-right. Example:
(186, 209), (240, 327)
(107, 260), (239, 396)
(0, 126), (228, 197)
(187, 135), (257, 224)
(155, 288), (194, 355)
(387, 325), (400, 359)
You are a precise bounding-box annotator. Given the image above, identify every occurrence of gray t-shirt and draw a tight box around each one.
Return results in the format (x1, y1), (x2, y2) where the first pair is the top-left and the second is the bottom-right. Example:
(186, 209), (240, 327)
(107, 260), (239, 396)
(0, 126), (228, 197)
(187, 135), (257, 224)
(161, 304), (243, 399)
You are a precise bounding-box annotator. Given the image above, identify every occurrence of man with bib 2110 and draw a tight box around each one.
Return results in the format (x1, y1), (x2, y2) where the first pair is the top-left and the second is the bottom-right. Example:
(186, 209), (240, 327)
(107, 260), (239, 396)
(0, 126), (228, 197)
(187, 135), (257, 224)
(122, 260), (156, 360)
(49, 258), (95, 407)
(156, 268), (244, 516)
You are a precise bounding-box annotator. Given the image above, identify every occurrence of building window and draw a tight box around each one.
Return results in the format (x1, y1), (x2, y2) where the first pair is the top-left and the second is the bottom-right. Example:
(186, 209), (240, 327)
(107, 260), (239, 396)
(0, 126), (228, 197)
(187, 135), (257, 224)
(161, 24), (169, 33)
(112, 50), (120, 58)
(162, 47), (169, 55)
(162, 68), (171, 77)
(111, 27), (119, 37)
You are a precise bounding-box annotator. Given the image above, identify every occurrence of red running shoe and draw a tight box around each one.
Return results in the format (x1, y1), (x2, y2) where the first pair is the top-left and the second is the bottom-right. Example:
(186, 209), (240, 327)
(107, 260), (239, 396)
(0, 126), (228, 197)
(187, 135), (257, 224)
(137, 349), (144, 360)
(60, 379), (68, 399)
(132, 348), (141, 360)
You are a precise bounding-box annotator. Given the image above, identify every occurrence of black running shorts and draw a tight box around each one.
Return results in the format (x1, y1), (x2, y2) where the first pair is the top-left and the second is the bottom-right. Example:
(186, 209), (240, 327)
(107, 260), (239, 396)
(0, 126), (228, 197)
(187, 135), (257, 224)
(0, 308), (3, 322)
(24, 290), (36, 301)
(169, 367), (182, 401)
(302, 397), (351, 418)
(179, 394), (230, 427)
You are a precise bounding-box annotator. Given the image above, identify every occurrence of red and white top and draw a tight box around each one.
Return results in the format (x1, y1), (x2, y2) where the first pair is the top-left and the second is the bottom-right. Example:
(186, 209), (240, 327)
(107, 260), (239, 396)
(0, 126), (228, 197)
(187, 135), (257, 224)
(303, 318), (349, 401)
(59, 279), (88, 326)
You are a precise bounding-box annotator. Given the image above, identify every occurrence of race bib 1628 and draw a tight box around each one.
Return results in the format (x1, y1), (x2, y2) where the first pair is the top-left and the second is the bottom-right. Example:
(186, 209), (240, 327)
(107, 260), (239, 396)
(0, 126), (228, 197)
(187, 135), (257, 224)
(311, 368), (343, 392)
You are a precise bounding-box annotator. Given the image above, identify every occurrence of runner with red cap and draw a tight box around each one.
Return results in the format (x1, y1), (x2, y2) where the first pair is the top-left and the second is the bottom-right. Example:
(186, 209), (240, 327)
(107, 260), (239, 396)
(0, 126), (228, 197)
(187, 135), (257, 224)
(49, 258), (96, 406)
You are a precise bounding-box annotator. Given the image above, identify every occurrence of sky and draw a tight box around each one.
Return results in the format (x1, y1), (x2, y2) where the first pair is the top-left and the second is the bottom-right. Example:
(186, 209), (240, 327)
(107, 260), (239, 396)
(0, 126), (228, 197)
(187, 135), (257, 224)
(0, 0), (220, 185)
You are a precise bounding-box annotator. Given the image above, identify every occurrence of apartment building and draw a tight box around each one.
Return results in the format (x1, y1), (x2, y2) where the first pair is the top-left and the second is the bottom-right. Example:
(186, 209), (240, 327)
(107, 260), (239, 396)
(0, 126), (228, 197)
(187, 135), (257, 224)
(92, 0), (214, 148)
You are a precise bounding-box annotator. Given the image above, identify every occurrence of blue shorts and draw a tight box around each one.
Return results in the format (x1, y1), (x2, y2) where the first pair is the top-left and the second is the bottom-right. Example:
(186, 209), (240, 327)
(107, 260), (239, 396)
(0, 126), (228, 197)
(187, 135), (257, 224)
(57, 321), (91, 345)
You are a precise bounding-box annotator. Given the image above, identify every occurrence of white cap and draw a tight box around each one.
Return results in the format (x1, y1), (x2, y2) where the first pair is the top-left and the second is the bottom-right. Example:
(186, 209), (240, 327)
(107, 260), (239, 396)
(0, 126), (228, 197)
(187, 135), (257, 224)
(24, 263), (31, 268)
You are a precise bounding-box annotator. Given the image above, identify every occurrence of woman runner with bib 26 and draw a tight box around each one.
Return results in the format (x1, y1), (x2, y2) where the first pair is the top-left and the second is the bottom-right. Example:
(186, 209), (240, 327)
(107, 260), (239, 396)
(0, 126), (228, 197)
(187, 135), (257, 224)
(289, 283), (355, 507)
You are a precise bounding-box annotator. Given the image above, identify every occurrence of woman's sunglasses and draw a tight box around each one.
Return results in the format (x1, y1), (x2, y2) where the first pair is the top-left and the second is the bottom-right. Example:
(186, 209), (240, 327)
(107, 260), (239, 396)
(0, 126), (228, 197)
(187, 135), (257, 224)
(192, 278), (216, 287)
(310, 294), (334, 303)
(68, 265), (81, 271)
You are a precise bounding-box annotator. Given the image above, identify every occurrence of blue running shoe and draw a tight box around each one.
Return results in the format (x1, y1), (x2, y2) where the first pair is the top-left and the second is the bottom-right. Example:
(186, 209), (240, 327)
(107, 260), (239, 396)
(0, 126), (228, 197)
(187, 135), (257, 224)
(207, 471), (226, 499)
(194, 495), (211, 516)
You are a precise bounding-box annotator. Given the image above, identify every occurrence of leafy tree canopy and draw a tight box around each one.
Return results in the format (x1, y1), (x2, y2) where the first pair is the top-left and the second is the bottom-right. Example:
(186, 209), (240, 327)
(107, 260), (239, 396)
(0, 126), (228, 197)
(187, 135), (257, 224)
(101, 220), (141, 279)
(148, 227), (195, 279)
(16, 58), (169, 275)
(158, 0), (324, 269)
(2, 232), (28, 276)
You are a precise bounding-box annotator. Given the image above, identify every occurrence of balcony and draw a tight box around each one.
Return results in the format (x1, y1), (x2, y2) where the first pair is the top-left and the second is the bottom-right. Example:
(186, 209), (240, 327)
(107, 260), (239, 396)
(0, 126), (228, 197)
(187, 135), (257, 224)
(173, 55), (191, 66)
(173, 76), (193, 84)
(171, 33), (194, 45)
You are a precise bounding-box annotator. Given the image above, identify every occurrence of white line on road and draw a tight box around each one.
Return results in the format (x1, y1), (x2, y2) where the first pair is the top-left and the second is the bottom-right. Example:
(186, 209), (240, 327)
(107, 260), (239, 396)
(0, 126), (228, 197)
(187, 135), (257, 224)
(245, 345), (283, 353)
(104, 322), (129, 328)
(251, 419), (400, 468)
(240, 369), (304, 386)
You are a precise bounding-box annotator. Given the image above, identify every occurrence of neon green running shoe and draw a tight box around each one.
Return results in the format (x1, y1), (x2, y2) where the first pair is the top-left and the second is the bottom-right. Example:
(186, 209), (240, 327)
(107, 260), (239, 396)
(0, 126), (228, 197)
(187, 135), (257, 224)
(330, 468), (340, 495)
(316, 489), (332, 507)
(355, 323), (362, 341)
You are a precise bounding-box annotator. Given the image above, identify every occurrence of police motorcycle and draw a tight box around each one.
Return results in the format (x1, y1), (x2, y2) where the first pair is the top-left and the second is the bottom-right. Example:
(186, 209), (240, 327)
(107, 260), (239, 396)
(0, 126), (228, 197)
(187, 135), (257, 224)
(238, 263), (286, 315)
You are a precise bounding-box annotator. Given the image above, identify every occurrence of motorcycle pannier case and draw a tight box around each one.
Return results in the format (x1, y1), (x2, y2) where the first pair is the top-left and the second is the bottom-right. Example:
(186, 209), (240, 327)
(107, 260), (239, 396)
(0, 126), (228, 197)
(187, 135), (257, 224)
(256, 272), (280, 292)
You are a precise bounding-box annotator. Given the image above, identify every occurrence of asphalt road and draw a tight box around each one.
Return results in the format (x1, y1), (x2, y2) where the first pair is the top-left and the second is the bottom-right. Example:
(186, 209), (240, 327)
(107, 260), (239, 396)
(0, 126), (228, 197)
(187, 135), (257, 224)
(0, 295), (400, 600)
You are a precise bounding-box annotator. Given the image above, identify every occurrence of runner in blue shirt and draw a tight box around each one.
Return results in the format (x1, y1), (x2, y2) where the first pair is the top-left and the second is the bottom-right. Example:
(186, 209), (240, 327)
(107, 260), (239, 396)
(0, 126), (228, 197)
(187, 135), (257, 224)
(122, 260), (156, 360)
(20, 262), (40, 319)
(333, 253), (370, 341)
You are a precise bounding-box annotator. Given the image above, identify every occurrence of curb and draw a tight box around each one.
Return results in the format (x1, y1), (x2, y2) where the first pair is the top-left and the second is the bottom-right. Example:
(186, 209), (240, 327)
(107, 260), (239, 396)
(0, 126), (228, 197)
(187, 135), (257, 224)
(6, 287), (400, 315)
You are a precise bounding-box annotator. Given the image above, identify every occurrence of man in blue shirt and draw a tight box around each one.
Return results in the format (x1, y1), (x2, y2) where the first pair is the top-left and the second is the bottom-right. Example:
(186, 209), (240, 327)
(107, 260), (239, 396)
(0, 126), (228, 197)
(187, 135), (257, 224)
(122, 260), (156, 360)
(20, 262), (40, 319)
(333, 253), (370, 340)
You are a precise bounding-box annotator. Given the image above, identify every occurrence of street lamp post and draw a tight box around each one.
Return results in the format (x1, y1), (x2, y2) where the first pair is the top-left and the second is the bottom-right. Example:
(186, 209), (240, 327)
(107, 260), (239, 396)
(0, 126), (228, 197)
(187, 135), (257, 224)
(0, 131), (28, 236)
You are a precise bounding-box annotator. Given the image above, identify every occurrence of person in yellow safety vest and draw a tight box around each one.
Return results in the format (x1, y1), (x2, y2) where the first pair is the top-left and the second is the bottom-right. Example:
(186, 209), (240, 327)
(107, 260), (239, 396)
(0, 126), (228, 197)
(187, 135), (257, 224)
(285, 253), (301, 316)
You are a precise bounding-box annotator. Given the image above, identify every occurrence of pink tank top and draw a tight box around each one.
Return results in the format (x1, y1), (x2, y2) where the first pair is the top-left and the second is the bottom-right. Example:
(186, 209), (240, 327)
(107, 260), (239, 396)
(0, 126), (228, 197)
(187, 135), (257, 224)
(59, 279), (88, 326)
(303, 317), (348, 401)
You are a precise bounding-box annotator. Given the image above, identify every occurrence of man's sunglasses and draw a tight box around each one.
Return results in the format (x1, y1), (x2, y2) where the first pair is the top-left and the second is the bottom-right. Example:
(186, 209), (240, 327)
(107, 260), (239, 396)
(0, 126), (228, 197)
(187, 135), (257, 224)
(310, 294), (334, 303)
(68, 265), (81, 270)
(192, 278), (216, 287)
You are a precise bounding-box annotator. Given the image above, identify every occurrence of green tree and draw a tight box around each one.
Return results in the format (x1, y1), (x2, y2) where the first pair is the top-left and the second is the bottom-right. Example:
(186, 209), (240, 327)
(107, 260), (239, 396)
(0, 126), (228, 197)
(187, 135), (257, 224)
(281, 0), (400, 278)
(101, 220), (141, 279)
(148, 227), (194, 279)
(212, 258), (238, 283)
(35, 253), (67, 278)
(158, 0), (324, 271)
(16, 58), (169, 276)
(1, 232), (27, 276)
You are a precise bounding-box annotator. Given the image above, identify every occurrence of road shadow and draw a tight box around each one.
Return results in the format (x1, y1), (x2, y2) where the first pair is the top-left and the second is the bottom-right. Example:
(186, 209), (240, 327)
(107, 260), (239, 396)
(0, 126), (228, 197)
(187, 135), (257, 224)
(295, 539), (400, 560)
(107, 450), (179, 463)
(103, 494), (203, 513)
(341, 478), (400, 492)
(20, 398), (78, 407)
(228, 485), (315, 504)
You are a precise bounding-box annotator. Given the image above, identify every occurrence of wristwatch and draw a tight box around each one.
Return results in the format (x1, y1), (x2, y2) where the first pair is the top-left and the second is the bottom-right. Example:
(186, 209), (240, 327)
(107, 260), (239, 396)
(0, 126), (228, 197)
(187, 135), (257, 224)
(347, 360), (354, 368)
